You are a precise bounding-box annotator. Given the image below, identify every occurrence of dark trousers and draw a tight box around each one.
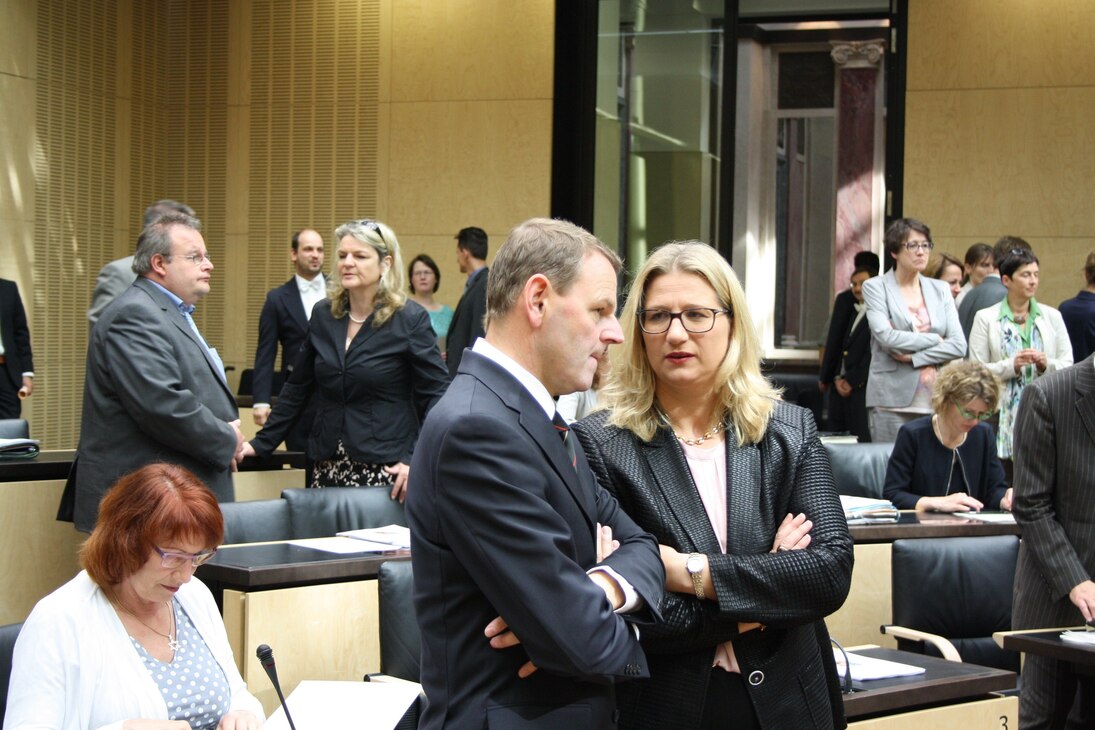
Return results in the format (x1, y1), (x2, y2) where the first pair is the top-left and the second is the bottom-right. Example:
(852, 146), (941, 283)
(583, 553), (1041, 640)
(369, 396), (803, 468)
(1020, 654), (1095, 729)
(700, 670), (761, 730)
(0, 369), (20, 419)
(827, 388), (870, 442)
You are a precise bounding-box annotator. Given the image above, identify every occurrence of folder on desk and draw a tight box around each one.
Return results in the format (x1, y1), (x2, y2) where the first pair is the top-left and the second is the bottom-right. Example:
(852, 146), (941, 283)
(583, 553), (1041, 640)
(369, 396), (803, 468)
(337, 525), (412, 549)
(840, 495), (899, 523)
(834, 649), (926, 681)
(0, 438), (39, 460)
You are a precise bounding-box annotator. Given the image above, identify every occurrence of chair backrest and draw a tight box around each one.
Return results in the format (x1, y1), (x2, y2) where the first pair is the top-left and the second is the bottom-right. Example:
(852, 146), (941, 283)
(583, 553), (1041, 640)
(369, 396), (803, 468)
(220, 499), (292, 544)
(281, 487), (407, 539)
(0, 419), (29, 439)
(891, 535), (1020, 672)
(0, 622), (23, 726)
(377, 560), (420, 682)
(824, 442), (893, 499)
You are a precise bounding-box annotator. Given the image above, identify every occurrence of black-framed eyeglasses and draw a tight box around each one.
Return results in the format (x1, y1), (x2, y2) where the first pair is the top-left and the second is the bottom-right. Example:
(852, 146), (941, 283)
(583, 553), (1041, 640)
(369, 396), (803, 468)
(154, 546), (218, 569)
(638, 307), (731, 334)
(903, 240), (934, 252)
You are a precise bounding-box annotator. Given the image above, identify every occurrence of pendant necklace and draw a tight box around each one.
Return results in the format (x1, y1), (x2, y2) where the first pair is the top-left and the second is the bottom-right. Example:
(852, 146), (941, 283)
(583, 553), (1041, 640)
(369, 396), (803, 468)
(659, 408), (724, 446)
(110, 590), (178, 652)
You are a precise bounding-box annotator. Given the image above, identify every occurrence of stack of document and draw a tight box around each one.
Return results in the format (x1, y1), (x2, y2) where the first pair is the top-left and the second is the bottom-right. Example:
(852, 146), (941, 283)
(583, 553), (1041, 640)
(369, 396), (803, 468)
(833, 649), (925, 680)
(0, 438), (39, 460)
(840, 495), (899, 523)
(337, 524), (412, 550)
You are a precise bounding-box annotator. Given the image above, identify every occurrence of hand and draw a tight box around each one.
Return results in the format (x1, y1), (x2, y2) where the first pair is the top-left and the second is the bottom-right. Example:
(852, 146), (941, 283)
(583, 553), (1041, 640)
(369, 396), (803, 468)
(384, 462), (410, 503)
(916, 492), (984, 513)
(252, 405), (270, 426)
(1000, 488), (1014, 512)
(19, 376), (33, 398)
(834, 378), (853, 397)
(485, 615), (538, 678)
(596, 522), (620, 562)
(217, 710), (263, 730)
(771, 512), (812, 553)
(892, 352), (913, 364)
(1069, 580), (1095, 623)
(122, 720), (192, 729)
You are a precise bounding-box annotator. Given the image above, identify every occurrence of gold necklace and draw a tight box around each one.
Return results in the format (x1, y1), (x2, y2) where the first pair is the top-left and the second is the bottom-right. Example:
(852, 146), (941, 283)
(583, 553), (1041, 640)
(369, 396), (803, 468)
(110, 589), (178, 652)
(675, 421), (723, 446)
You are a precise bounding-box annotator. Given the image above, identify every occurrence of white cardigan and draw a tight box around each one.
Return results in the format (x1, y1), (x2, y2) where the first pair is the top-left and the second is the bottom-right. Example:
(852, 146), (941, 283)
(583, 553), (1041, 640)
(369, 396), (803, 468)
(4, 571), (263, 730)
(968, 301), (1074, 379)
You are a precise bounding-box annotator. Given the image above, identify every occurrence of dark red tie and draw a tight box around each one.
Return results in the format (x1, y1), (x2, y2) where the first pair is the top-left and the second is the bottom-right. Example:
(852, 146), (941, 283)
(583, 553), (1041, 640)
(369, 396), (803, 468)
(552, 412), (578, 470)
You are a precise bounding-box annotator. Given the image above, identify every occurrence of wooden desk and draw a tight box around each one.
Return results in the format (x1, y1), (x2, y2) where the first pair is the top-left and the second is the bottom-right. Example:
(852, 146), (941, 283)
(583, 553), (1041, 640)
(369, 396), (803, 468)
(844, 647), (1015, 719)
(996, 627), (1095, 670)
(197, 541), (410, 717)
(850, 512), (1020, 543)
(0, 449), (305, 482)
(829, 516), (1020, 650)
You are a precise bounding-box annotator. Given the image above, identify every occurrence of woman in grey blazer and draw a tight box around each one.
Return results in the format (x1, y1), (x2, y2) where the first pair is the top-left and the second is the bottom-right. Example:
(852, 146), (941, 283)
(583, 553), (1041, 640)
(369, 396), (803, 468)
(573, 242), (852, 730)
(862, 219), (966, 443)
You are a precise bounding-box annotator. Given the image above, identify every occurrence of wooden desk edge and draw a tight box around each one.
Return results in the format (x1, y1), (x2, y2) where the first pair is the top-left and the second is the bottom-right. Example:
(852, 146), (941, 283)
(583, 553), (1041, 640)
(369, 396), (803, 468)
(993, 626), (1079, 649)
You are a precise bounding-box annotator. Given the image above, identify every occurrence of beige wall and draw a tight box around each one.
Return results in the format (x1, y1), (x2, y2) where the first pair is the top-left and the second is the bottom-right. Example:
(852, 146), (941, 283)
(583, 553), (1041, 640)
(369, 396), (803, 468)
(904, 0), (1095, 308)
(0, 0), (554, 448)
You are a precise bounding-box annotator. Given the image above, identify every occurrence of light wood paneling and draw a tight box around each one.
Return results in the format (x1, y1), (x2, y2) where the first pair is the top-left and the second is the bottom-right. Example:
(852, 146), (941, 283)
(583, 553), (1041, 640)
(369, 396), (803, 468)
(386, 99), (553, 235)
(908, 0), (1095, 91)
(848, 695), (1017, 729)
(827, 543), (897, 651)
(0, 74), (36, 223)
(0, 0), (36, 79)
(389, 0), (554, 102)
(227, 581), (381, 717)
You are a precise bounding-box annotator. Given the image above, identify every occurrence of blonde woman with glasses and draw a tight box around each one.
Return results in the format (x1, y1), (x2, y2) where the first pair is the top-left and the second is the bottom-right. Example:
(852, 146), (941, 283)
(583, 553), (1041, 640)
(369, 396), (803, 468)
(240, 219), (449, 500)
(882, 360), (1010, 512)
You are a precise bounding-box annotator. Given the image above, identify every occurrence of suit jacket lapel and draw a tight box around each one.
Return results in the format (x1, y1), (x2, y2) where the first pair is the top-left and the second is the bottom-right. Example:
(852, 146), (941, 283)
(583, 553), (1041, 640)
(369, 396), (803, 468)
(282, 280), (309, 331)
(1074, 357), (1095, 449)
(641, 430), (722, 555)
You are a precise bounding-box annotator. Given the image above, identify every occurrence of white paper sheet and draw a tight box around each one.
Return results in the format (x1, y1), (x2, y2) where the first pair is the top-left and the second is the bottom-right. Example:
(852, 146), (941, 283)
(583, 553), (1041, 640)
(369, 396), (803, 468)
(265, 680), (420, 730)
(957, 511), (1016, 524)
(287, 537), (396, 554)
(834, 650), (926, 681)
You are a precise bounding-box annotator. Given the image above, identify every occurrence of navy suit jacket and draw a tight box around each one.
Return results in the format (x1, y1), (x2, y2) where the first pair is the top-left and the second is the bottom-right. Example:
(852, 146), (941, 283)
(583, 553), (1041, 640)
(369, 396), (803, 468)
(0, 279), (33, 386)
(445, 266), (488, 376)
(406, 350), (664, 729)
(251, 300), (449, 465)
(252, 278), (311, 405)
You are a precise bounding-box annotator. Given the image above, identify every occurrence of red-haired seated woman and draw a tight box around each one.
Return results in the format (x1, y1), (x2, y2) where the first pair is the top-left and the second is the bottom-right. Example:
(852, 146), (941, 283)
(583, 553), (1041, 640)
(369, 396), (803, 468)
(5, 463), (263, 730)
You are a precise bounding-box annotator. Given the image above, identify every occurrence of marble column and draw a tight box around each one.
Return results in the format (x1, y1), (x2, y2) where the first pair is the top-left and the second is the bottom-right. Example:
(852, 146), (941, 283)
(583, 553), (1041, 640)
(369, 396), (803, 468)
(831, 40), (886, 293)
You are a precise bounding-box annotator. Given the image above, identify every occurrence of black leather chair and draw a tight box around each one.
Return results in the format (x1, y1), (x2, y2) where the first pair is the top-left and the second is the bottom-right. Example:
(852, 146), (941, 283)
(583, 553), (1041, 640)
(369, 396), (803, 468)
(0, 419), (29, 439)
(219, 499), (292, 544)
(369, 560), (421, 729)
(883, 535), (1020, 672)
(823, 442), (893, 499)
(281, 487), (407, 538)
(0, 622), (23, 726)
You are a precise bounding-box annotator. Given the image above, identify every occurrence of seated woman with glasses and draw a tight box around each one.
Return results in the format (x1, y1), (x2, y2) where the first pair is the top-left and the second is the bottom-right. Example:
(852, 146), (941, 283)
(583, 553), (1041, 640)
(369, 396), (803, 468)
(883, 360), (1011, 513)
(241, 219), (449, 500)
(6, 463), (263, 730)
(968, 248), (1073, 480)
(862, 218), (967, 443)
(574, 241), (852, 730)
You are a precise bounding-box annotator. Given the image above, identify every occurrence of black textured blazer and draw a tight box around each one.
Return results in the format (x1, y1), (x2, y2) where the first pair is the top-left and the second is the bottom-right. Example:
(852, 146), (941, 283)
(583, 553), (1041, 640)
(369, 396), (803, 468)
(574, 401), (853, 729)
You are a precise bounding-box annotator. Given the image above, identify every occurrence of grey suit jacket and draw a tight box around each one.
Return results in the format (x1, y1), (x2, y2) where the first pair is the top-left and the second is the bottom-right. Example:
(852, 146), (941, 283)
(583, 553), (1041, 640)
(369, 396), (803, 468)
(69, 277), (239, 531)
(87, 255), (137, 326)
(1012, 355), (1095, 630)
(574, 403), (853, 729)
(862, 271), (966, 409)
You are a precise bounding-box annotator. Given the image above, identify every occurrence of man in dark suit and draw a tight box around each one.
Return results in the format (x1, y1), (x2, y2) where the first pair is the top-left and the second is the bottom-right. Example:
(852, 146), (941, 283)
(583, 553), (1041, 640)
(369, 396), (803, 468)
(444, 226), (488, 376)
(407, 218), (664, 729)
(251, 228), (326, 451)
(1012, 354), (1095, 728)
(87, 199), (194, 328)
(0, 279), (35, 419)
(66, 213), (243, 531)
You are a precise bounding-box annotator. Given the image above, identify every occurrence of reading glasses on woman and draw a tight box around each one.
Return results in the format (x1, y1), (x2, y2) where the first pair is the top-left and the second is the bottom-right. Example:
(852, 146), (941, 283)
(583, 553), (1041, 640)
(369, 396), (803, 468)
(955, 402), (994, 421)
(637, 306), (730, 334)
(904, 239), (934, 252)
(155, 546), (218, 569)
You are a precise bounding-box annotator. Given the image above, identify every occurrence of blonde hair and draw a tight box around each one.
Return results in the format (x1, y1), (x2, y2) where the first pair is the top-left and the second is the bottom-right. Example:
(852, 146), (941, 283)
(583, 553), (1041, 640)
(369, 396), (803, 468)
(600, 241), (780, 445)
(329, 219), (406, 327)
(931, 360), (1001, 413)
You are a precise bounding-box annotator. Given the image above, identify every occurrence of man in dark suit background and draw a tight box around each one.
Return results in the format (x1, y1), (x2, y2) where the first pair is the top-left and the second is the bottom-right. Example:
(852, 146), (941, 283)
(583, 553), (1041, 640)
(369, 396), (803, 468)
(251, 228), (326, 451)
(1011, 354), (1095, 728)
(0, 279), (35, 419)
(87, 199), (194, 328)
(444, 226), (489, 376)
(66, 212), (243, 531)
(407, 218), (664, 729)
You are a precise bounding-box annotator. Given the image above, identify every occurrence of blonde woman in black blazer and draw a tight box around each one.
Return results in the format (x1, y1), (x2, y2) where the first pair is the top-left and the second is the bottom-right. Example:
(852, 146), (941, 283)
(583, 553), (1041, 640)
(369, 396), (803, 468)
(241, 219), (449, 500)
(574, 242), (853, 729)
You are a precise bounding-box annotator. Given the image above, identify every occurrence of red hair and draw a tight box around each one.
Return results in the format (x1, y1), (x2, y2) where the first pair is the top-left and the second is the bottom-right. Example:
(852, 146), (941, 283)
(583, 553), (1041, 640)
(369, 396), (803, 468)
(81, 463), (224, 586)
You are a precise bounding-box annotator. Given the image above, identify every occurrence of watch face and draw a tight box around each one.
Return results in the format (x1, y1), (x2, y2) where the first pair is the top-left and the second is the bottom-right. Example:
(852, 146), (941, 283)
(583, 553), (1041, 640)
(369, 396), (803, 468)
(686, 555), (703, 574)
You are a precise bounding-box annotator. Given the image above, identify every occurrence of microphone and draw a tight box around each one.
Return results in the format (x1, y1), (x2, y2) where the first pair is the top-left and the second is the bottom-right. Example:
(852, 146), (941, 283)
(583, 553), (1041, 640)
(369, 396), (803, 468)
(256, 643), (298, 730)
